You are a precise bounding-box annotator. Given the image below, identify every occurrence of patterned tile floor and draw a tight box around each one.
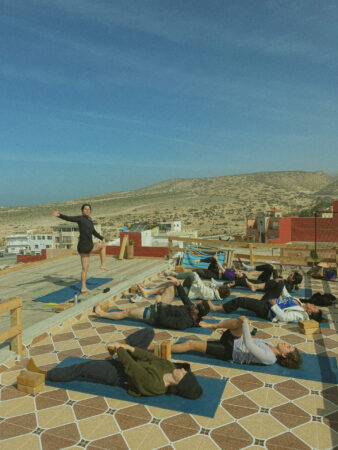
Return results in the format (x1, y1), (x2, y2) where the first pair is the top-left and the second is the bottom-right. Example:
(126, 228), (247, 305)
(0, 273), (337, 450)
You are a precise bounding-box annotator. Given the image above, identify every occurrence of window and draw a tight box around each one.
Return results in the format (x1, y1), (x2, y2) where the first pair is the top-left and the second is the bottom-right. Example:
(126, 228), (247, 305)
(42, 236), (45, 240)
(37, 236), (41, 240)
(48, 236), (52, 240)
(35, 245), (39, 248)
(272, 222), (279, 230)
(63, 236), (72, 243)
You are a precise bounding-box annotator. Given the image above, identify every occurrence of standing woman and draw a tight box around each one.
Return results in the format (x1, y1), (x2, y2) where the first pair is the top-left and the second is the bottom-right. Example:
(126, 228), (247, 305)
(52, 204), (107, 293)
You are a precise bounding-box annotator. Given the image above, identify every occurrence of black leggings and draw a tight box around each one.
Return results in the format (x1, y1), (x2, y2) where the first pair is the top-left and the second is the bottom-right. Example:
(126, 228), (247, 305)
(222, 296), (270, 319)
(47, 328), (154, 385)
(206, 330), (236, 360)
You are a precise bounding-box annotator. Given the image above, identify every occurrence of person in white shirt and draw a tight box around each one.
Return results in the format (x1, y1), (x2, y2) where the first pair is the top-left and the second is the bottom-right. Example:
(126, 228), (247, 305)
(170, 316), (302, 369)
(208, 295), (323, 323)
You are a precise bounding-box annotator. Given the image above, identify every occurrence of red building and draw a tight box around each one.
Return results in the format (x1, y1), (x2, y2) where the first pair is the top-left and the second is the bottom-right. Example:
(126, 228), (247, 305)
(247, 201), (338, 244)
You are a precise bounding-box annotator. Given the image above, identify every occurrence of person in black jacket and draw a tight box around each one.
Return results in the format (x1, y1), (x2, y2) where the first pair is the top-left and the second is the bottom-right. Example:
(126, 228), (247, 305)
(52, 203), (107, 293)
(93, 284), (210, 331)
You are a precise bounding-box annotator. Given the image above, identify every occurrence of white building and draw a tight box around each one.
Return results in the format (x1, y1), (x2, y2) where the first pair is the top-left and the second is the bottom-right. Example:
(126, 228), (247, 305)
(6, 230), (54, 254)
(28, 231), (54, 254)
(6, 233), (30, 255)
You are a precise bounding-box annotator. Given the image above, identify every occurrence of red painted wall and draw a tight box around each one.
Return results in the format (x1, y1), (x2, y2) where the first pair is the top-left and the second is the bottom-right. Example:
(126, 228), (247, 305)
(269, 217), (294, 244)
(291, 217), (338, 242)
(17, 249), (47, 263)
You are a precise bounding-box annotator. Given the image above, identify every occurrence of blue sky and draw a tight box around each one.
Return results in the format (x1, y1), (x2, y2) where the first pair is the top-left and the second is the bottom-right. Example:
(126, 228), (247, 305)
(1, 0), (337, 206)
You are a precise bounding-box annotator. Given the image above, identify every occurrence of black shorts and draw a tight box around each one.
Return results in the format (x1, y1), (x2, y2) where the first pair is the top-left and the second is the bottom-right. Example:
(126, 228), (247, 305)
(206, 329), (236, 361)
(77, 242), (94, 254)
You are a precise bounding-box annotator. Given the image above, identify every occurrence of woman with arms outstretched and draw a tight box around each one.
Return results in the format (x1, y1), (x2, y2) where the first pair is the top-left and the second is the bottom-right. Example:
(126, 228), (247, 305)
(52, 203), (107, 293)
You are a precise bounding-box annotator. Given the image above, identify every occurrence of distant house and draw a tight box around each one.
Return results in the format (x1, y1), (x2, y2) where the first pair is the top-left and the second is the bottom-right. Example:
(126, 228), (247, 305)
(6, 230), (53, 254)
(246, 200), (338, 244)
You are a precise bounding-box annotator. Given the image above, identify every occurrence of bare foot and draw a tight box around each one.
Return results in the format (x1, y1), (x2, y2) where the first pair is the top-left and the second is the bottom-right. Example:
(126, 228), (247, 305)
(27, 358), (47, 379)
(94, 304), (105, 317)
(100, 265), (108, 271)
(137, 284), (148, 298)
(81, 288), (92, 293)
(245, 280), (256, 292)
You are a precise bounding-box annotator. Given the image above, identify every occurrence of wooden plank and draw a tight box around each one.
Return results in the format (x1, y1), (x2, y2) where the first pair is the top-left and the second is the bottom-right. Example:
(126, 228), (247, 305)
(119, 235), (129, 260)
(0, 297), (22, 314)
(168, 235), (334, 251)
(168, 237), (173, 259)
(249, 244), (254, 266)
(10, 304), (22, 356)
(0, 325), (22, 342)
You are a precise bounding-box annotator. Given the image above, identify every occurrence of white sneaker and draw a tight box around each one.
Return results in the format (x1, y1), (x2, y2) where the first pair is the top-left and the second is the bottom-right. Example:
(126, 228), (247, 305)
(242, 263), (255, 272)
(130, 293), (143, 303)
(211, 278), (224, 287)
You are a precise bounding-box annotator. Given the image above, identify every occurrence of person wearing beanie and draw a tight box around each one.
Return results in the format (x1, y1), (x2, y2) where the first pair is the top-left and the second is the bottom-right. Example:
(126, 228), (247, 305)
(27, 328), (202, 399)
(171, 316), (302, 370)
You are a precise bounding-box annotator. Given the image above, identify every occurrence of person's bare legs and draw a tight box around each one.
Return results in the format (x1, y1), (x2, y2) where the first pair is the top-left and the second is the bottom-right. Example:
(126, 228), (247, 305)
(80, 254), (91, 293)
(137, 282), (170, 298)
(96, 242), (108, 270)
(245, 279), (265, 292)
(159, 285), (175, 303)
(94, 304), (145, 320)
(171, 339), (208, 354)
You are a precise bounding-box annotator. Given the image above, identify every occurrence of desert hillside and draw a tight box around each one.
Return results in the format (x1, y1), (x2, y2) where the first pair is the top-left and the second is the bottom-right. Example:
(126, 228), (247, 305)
(0, 170), (337, 246)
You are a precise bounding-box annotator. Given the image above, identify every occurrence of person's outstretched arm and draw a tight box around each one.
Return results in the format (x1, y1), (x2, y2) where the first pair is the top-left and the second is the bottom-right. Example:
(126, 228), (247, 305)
(52, 209), (80, 223)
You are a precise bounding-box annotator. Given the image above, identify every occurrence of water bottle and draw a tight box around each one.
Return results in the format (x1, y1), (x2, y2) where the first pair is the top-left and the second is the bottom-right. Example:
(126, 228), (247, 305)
(74, 294), (78, 305)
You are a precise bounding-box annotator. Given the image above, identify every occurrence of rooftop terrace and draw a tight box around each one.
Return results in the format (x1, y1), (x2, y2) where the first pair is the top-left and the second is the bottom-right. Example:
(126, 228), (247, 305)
(0, 255), (337, 450)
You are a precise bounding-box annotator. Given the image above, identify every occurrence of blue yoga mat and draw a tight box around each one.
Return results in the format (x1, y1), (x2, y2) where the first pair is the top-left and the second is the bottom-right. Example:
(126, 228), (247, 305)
(206, 310), (330, 328)
(182, 249), (225, 269)
(34, 278), (113, 303)
(94, 312), (218, 335)
(45, 356), (226, 418)
(172, 339), (338, 384)
(230, 286), (312, 298)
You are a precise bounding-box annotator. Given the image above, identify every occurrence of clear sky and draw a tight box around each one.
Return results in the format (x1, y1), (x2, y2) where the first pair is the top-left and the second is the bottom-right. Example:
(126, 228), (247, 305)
(1, 0), (337, 206)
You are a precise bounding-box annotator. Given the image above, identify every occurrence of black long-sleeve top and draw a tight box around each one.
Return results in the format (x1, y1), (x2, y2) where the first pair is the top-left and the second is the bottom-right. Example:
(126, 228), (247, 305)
(58, 213), (104, 246)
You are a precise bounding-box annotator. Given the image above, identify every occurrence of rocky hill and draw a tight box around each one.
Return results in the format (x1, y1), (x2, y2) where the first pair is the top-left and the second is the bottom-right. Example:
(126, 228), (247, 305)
(0, 170), (337, 246)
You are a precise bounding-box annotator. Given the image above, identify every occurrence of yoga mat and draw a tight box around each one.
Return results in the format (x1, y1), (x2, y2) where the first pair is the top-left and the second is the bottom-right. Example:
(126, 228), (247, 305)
(94, 310), (218, 335)
(230, 286), (312, 298)
(206, 310), (330, 328)
(34, 278), (113, 303)
(172, 340), (338, 384)
(182, 249), (225, 269)
(46, 356), (226, 418)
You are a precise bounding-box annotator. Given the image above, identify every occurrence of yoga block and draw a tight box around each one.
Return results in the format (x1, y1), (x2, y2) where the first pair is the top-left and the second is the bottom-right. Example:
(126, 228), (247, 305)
(17, 370), (45, 387)
(54, 303), (74, 313)
(300, 327), (320, 335)
(175, 265), (185, 273)
(161, 341), (171, 360)
(154, 343), (162, 358)
(17, 382), (45, 395)
(299, 320), (319, 330)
